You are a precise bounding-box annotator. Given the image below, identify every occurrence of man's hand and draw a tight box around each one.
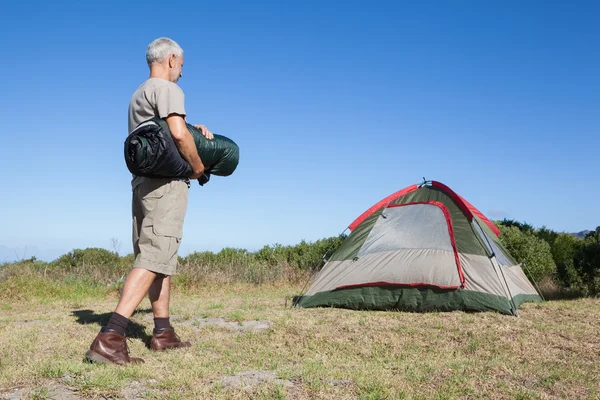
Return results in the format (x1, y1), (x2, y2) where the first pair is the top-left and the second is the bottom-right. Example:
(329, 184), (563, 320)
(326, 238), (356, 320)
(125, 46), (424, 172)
(194, 124), (214, 140)
(190, 171), (204, 180)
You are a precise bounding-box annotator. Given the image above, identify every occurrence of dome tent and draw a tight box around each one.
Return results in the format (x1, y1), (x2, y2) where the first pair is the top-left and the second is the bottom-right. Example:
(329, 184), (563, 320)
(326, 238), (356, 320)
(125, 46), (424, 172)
(294, 180), (541, 315)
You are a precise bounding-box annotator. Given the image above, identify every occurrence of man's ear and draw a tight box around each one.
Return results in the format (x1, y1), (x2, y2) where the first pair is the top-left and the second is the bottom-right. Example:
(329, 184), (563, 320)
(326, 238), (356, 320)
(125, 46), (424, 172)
(168, 54), (176, 68)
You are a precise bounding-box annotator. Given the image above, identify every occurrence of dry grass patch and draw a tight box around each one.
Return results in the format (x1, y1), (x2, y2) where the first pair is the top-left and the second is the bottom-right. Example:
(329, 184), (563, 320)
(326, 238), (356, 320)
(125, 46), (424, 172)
(0, 284), (598, 399)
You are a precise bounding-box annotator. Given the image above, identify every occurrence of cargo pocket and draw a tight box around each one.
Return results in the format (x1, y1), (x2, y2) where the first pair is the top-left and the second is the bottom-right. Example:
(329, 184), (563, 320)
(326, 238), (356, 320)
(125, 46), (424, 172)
(153, 222), (183, 240)
(152, 222), (183, 263)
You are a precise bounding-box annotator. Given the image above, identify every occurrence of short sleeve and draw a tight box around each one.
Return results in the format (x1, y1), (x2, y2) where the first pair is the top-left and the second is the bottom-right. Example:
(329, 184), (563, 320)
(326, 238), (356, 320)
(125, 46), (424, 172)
(153, 83), (186, 119)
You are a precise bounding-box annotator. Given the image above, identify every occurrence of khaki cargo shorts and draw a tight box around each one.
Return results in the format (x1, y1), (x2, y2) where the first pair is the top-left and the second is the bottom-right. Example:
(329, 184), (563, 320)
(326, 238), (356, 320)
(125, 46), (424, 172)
(132, 177), (189, 275)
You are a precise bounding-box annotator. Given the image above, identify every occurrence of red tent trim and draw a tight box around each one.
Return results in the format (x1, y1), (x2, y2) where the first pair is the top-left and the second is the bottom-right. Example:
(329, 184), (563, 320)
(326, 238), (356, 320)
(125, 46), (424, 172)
(430, 181), (501, 237)
(348, 184), (418, 231)
(348, 181), (500, 237)
(336, 281), (460, 291)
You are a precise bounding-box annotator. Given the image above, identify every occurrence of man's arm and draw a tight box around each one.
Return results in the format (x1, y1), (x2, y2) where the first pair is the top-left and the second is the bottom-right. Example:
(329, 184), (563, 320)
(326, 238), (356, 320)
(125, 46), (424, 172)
(165, 114), (205, 179)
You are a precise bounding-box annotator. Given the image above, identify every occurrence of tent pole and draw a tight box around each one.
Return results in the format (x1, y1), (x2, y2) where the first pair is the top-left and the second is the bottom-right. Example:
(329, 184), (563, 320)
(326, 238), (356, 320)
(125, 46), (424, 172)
(520, 261), (546, 302)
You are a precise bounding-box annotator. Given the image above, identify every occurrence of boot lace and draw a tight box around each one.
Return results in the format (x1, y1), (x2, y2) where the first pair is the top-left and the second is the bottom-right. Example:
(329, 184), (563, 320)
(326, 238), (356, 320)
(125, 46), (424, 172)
(121, 336), (133, 357)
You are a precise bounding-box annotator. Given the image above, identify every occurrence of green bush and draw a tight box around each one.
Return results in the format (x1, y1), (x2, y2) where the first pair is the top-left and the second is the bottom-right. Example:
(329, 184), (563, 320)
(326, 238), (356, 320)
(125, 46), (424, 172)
(496, 224), (557, 283)
(573, 228), (600, 296)
(496, 220), (600, 297)
(175, 236), (346, 287)
(52, 248), (120, 270)
(535, 226), (559, 249)
(274, 235), (346, 270)
(551, 233), (582, 289)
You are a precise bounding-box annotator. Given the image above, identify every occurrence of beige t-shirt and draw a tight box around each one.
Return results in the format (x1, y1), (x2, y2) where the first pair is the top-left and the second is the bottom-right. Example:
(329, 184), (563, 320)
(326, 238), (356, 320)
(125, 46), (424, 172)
(128, 77), (186, 134)
(128, 78), (186, 188)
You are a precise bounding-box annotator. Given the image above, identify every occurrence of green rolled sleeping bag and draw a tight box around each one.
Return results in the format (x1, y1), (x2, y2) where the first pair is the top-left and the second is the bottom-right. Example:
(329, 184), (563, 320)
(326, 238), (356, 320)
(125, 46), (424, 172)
(124, 117), (239, 180)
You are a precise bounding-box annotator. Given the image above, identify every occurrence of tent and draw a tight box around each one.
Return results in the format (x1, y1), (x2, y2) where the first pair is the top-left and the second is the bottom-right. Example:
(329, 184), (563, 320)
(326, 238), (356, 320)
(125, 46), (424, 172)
(294, 180), (542, 315)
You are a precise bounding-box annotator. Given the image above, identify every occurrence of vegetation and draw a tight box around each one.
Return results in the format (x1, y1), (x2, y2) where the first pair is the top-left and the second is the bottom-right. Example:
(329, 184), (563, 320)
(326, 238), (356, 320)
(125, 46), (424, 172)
(494, 224), (556, 283)
(0, 236), (346, 301)
(1, 222), (599, 300)
(496, 220), (600, 297)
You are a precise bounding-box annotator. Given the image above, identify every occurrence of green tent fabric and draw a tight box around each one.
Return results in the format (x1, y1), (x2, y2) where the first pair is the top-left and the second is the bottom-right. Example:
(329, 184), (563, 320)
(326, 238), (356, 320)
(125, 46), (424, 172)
(294, 180), (542, 315)
(124, 117), (239, 180)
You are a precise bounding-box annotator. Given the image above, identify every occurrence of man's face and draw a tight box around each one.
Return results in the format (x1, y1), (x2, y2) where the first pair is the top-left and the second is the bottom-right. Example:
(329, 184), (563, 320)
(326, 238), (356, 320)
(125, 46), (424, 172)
(169, 54), (184, 83)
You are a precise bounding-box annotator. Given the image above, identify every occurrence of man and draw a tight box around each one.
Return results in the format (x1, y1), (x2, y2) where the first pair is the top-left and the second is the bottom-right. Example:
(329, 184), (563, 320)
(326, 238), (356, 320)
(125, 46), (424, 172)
(85, 37), (213, 365)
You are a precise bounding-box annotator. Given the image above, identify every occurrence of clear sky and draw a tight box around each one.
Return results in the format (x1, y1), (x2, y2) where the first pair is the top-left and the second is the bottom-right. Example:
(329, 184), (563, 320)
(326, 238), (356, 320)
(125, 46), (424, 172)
(1, 0), (598, 262)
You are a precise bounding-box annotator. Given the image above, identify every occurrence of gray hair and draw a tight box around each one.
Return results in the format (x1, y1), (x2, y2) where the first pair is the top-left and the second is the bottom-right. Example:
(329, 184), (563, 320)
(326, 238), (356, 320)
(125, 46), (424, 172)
(146, 37), (184, 67)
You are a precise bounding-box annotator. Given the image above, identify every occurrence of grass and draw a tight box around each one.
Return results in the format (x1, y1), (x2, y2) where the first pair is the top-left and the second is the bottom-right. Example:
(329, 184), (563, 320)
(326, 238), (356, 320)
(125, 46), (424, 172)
(0, 277), (599, 399)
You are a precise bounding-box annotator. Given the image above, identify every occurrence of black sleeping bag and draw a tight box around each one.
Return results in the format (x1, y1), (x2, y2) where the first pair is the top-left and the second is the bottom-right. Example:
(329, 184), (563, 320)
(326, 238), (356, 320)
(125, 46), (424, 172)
(124, 117), (239, 180)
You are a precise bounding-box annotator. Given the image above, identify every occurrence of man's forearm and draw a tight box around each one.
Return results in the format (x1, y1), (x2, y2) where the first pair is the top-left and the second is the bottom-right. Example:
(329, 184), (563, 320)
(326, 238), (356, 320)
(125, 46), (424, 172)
(174, 133), (204, 175)
(165, 114), (204, 177)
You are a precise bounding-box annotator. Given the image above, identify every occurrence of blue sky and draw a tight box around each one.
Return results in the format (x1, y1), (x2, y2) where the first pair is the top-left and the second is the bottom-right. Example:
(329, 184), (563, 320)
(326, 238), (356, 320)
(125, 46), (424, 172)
(1, 0), (598, 262)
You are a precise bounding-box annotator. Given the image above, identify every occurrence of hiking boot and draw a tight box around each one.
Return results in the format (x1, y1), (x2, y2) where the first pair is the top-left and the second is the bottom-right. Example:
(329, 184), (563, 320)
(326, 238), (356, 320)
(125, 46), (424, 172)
(85, 327), (144, 365)
(150, 327), (191, 351)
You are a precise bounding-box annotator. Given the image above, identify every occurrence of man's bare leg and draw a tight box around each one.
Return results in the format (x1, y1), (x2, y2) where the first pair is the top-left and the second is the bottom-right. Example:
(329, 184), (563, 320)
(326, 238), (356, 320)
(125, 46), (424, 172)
(114, 267), (158, 319)
(148, 275), (170, 319)
(147, 275), (190, 350)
